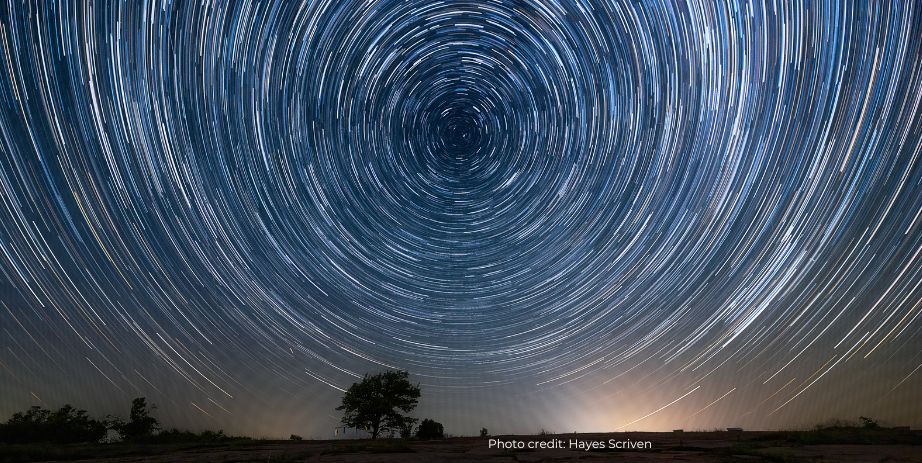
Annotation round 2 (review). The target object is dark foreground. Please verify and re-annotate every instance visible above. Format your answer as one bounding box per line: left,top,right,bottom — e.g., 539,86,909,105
2,429,921,462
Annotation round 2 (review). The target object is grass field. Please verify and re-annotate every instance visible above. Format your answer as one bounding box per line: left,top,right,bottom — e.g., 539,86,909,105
1,428,920,462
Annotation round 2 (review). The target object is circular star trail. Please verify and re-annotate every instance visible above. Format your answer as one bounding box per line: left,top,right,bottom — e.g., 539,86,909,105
1,0,921,435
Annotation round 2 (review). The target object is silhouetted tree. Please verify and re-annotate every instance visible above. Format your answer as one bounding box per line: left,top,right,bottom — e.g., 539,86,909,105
0,405,106,443
336,370,420,439
480,427,489,437
0,399,248,445
0,406,50,443
416,418,444,440
118,397,160,440
47,405,107,443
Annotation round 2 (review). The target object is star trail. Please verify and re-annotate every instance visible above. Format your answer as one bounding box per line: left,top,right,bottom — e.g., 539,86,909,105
1,0,921,437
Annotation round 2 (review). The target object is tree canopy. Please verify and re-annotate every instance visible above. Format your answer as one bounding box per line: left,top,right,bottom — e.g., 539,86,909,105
336,370,420,439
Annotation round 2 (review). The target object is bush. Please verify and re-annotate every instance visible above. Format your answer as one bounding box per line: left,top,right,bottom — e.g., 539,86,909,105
480,427,489,437
416,419,443,440
290,434,303,440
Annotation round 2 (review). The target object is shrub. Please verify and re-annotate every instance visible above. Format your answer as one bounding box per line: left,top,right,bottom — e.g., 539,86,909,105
416,419,444,440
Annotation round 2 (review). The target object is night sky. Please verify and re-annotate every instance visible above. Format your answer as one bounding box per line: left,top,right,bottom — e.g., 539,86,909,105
1,0,921,439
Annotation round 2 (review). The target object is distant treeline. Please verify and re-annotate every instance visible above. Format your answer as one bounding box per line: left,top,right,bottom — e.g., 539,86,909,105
0,397,240,445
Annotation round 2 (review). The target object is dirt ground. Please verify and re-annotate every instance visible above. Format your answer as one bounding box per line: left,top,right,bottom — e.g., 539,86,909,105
8,430,922,462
